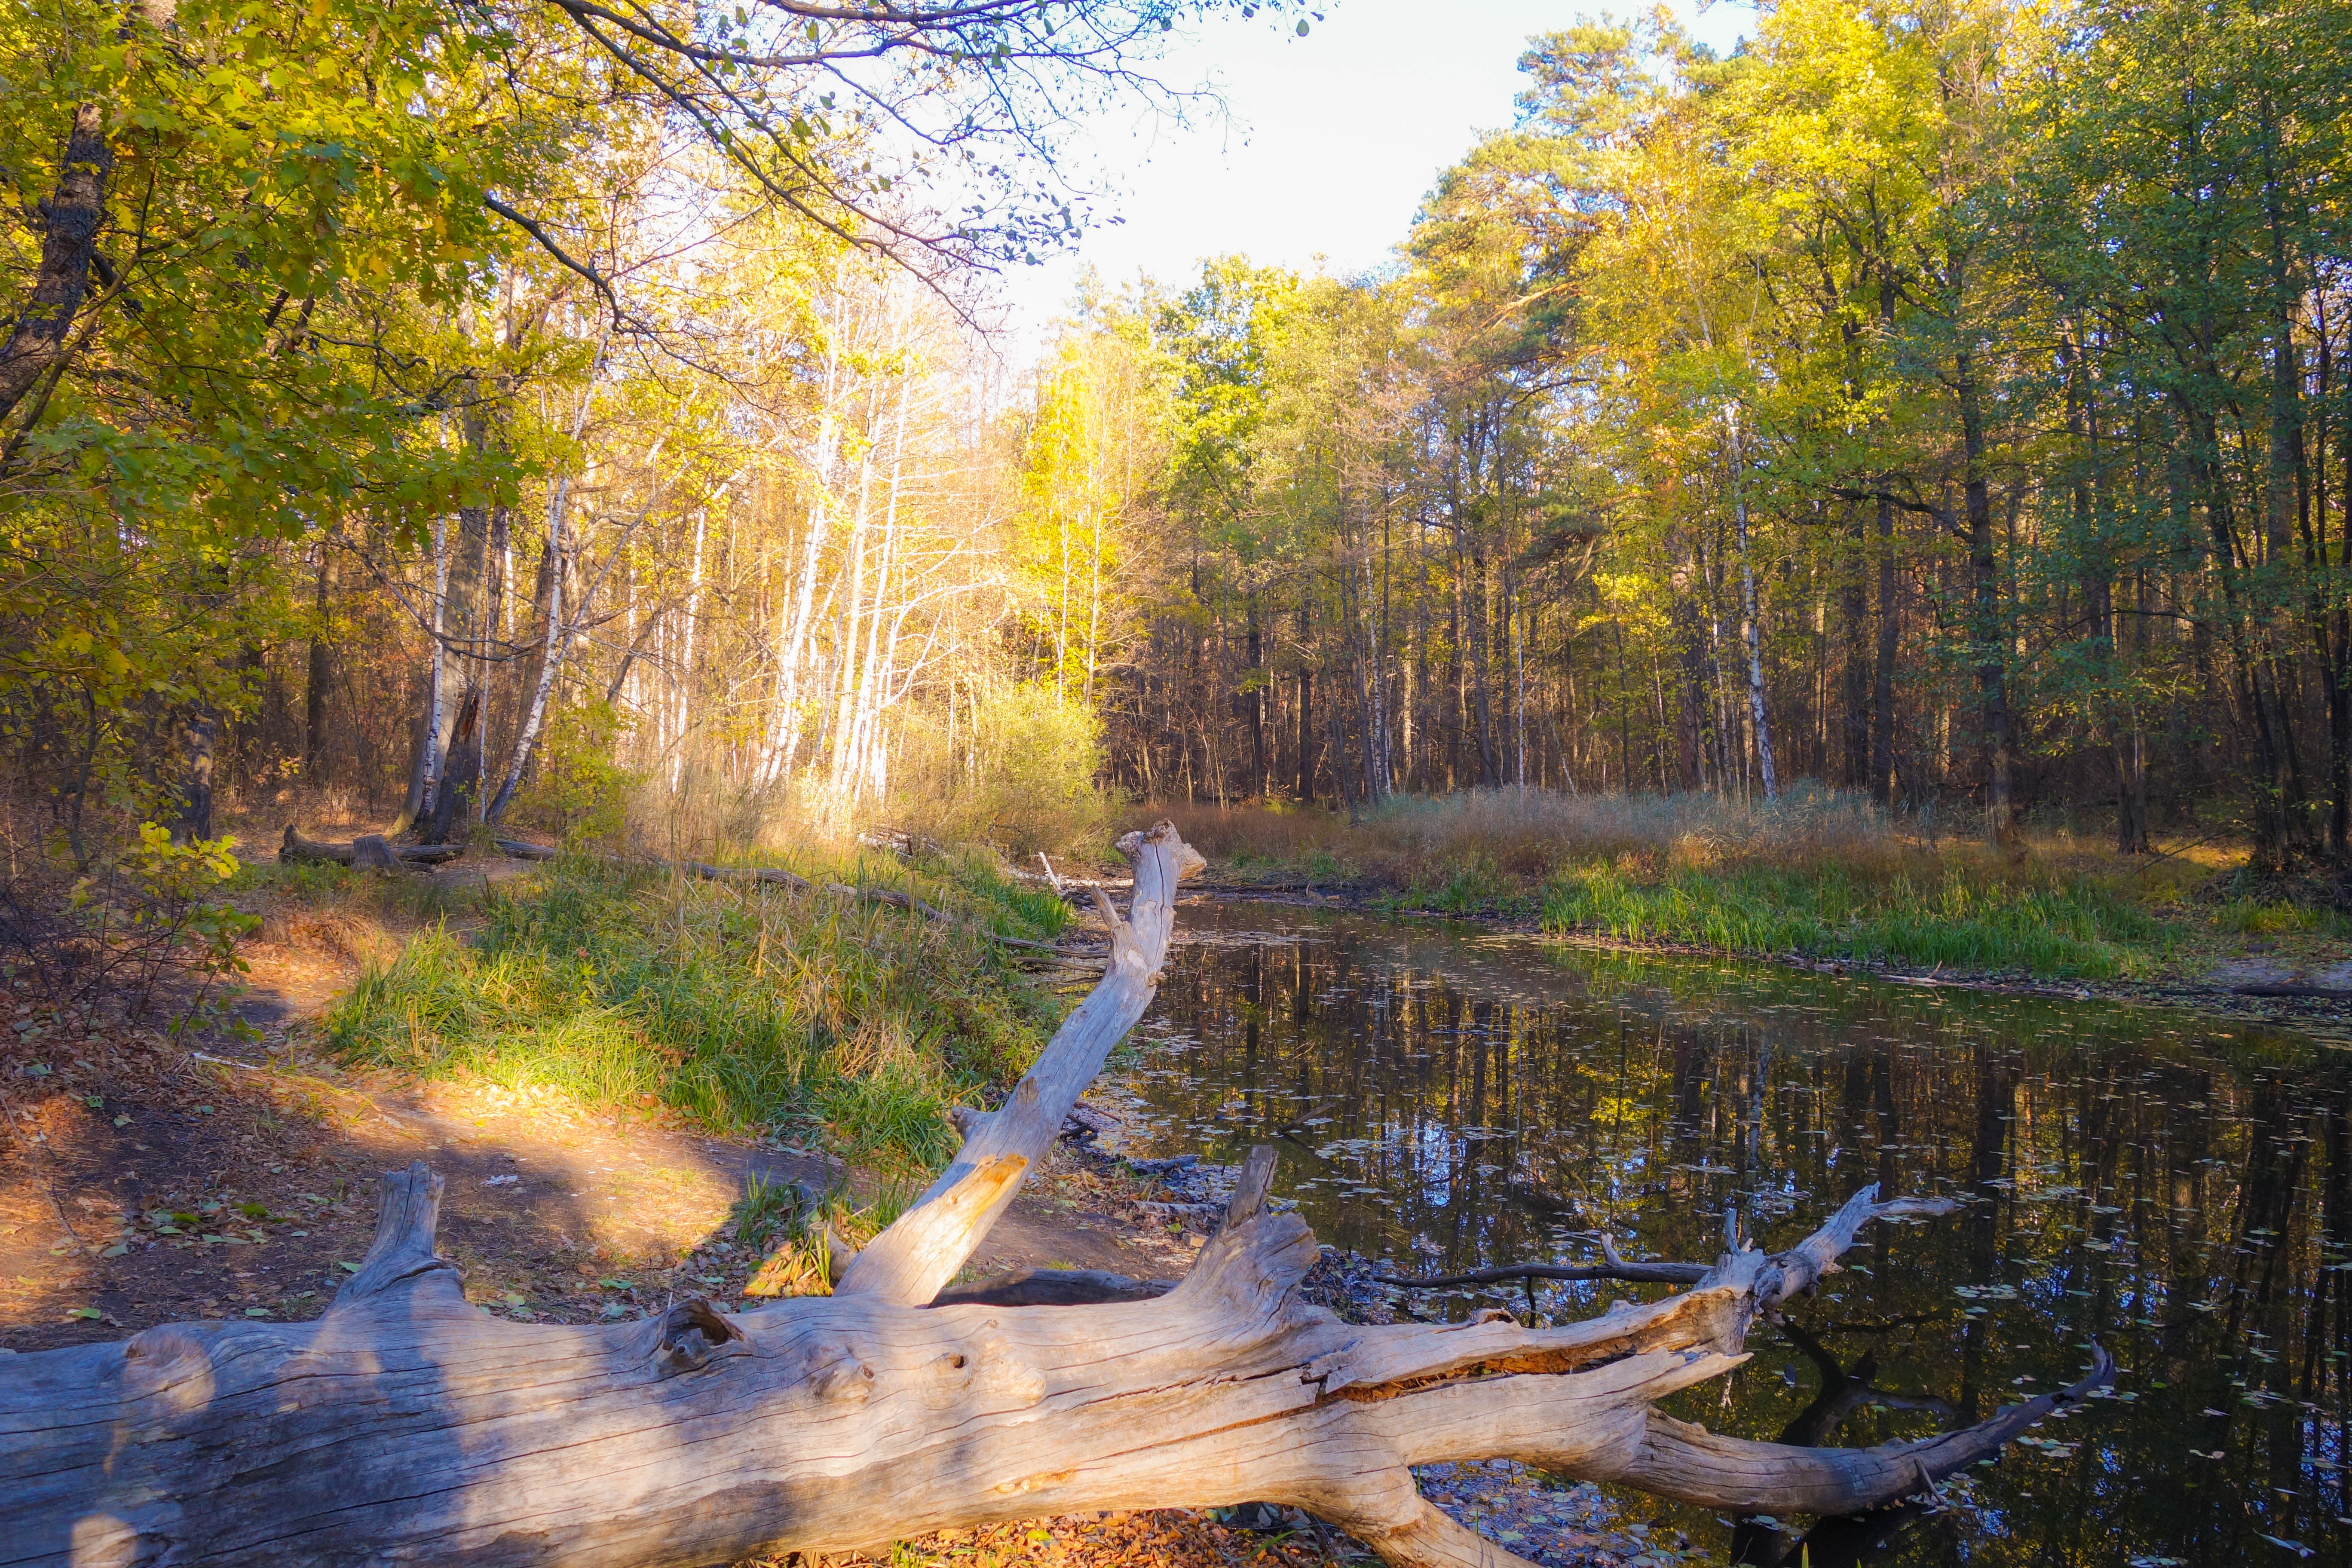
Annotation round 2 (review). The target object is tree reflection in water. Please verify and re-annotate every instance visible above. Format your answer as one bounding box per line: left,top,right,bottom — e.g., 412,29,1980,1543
1109,901,2352,1565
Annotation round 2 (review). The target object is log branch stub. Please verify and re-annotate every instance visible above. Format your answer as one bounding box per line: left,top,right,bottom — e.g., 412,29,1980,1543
1601,1344,2117,1515
1228,1145,1279,1225
334,1160,465,1307
647,1298,748,1376
842,821,1202,1306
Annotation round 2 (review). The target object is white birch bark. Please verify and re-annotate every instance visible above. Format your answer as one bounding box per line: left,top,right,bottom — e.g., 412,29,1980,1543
1726,402,1778,802
766,323,844,786
673,507,707,789
423,511,450,808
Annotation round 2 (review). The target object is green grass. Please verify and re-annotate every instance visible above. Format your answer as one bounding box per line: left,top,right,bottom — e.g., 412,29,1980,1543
1153,789,2254,980
322,850,1069,1170
1539,861,2178,979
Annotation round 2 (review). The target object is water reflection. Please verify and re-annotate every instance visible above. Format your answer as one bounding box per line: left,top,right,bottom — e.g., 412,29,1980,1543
1109,899,2352,1565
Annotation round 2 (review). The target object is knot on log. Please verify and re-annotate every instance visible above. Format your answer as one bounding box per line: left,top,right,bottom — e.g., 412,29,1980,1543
648,1298,745,1376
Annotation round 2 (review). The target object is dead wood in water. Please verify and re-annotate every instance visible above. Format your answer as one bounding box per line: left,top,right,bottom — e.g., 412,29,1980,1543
3,823,2114,1568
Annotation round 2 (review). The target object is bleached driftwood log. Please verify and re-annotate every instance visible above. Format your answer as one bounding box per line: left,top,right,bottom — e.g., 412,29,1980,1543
1,823,2108,1568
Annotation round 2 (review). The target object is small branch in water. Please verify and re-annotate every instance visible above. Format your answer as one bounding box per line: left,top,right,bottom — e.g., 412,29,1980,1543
1376,1235,1709,1291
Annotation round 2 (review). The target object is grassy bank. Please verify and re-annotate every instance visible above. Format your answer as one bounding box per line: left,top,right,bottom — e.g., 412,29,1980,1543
1157,789,2328,981
314,850,1071,1169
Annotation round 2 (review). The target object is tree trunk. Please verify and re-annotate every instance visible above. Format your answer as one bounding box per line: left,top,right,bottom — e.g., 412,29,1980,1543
0,101,112,429
1871,496,1898,808
1839,507,1870,793
304,549,333,786
1727,409,1777,802
486,478,570,827
3,824,2109,1568
170,711,215,845
424,688,484,845
1957,352,2013,847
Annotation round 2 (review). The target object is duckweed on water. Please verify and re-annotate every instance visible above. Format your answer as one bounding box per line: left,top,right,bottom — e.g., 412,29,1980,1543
324,852,1070,1169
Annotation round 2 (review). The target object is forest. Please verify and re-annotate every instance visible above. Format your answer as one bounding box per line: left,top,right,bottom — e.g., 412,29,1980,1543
4,0,2350,1565
7,0,2347,879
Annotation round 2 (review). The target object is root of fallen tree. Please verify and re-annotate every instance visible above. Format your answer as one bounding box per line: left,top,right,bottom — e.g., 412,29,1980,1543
3,824,2111,1568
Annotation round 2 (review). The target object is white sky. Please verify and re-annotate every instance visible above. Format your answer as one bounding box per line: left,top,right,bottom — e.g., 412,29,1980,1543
992,0,1755,345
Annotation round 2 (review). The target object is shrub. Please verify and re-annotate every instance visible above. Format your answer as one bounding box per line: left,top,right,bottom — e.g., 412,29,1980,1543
896,681,1118,861
514,701,642,848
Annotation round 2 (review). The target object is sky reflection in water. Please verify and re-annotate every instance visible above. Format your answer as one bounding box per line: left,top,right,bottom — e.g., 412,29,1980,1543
1104,898,2352,1566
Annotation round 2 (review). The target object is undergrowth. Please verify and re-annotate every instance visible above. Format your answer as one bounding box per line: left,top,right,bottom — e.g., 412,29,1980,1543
322,849,1070,1170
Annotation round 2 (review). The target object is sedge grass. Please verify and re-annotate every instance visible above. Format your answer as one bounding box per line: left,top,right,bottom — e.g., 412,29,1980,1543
1153,787,2236,980
1540,861,2174,978
324,849,1069,1170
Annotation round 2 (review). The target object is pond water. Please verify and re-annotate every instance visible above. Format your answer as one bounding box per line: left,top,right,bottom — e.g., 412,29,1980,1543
1103,897,2352,1567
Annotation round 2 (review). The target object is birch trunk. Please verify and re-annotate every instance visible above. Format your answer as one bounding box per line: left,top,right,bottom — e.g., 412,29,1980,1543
484,472,568,826
764,335,842,786
673,506,707,788
1727,405,1778,803
485,355,603,826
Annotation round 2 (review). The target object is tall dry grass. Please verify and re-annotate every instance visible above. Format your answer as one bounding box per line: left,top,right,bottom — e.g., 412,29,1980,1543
1160,784,1897,886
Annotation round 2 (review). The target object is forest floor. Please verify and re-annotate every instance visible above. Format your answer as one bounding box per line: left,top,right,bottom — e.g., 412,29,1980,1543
0,812,1689,1568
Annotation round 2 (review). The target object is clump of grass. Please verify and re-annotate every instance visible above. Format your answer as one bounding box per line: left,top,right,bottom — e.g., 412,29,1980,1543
728,1169,923,1299
1540,861,2174,978
323,850,1066,1170
229,857,484,925
2212,897,2341,937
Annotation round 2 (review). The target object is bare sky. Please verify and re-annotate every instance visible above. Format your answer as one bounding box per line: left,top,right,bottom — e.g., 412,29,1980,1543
993,0,1755,343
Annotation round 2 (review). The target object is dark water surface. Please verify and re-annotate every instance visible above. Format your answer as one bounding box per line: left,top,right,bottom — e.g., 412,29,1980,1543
1105,897,2352,1566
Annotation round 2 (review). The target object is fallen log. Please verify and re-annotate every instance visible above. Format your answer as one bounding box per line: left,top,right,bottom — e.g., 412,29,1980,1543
280,824,462,867
3,824,2114,1567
